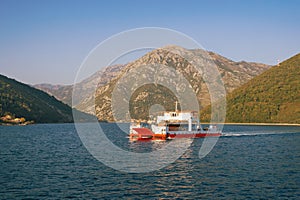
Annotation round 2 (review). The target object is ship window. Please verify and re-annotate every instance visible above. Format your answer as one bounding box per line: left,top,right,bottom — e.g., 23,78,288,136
171,112,177,117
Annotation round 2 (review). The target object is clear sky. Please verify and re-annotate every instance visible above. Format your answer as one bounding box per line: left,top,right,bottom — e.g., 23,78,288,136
0,0,299,85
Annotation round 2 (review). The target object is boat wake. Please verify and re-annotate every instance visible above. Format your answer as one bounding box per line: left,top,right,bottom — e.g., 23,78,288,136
222,131,299,137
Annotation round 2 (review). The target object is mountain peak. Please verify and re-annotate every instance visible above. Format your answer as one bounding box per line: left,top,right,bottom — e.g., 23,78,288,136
91,47,271,121
34,46,272,122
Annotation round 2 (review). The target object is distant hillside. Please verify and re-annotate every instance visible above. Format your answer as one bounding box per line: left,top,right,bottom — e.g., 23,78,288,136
34,83,73,106
89,46,270,121
34,64,124,107
201,53,300,124
0,74,93,124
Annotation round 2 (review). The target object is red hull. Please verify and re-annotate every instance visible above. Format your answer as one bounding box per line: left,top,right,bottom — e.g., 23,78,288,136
129,131,221,141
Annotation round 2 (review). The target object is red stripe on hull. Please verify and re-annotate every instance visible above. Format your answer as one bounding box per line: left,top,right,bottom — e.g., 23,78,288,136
129,131,221,141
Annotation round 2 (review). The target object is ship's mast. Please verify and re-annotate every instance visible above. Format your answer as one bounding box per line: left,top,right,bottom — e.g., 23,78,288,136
175,101,178,112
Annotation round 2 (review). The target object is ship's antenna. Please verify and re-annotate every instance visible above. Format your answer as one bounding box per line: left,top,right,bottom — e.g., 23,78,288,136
175,101,178,112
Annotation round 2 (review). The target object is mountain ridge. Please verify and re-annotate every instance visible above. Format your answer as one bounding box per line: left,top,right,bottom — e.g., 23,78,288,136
201,53,300,123
0,74,94,124
35,48,270,121
34,64,125,107
90,46,270,121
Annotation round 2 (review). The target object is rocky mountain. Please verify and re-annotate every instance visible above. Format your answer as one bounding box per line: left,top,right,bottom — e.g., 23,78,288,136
201,53,300,123
86,46,270,121
207,52,270,92
34,46,270,122
0,74,94,124
34,83,73,106
34,64,124,107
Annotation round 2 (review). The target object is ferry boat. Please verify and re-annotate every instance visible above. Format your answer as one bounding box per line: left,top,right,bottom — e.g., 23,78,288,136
129,102,222,141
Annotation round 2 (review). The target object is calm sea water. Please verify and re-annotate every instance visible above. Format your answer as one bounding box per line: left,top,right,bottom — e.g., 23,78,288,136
0,123,299,199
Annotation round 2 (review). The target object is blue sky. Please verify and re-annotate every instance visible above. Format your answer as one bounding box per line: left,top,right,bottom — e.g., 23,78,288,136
0,0,299,84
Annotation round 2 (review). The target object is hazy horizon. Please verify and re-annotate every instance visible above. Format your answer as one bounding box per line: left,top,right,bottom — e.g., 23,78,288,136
1,0,299,85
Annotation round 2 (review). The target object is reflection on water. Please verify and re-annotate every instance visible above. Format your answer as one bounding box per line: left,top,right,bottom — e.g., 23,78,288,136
0,124,299,199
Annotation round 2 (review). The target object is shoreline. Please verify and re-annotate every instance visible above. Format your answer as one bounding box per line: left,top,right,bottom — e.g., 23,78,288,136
202,122,300,126
1,122,299,127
